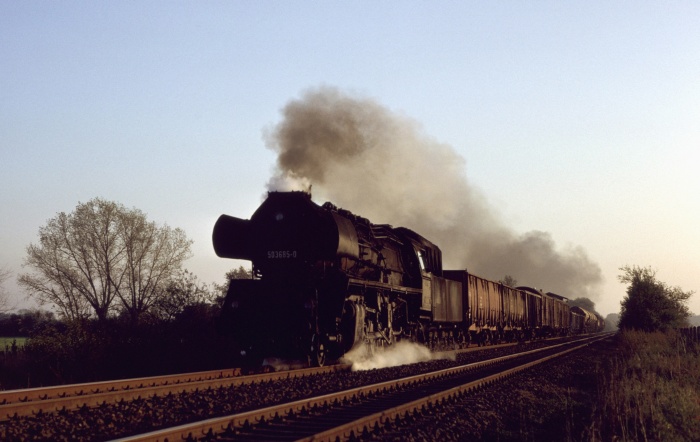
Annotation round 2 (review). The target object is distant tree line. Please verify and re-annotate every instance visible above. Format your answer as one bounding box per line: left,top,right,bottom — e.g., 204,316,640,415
0,310,56,337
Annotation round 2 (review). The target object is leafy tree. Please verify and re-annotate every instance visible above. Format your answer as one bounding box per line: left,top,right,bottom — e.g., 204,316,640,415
229,266,253,280
603,313,619,331
213,265,252,304
19,198,193,323
155,269,214,320
499,275,518,287
618,265,693,332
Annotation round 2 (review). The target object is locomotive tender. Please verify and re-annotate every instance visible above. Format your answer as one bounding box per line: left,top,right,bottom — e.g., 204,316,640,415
213,191,603,366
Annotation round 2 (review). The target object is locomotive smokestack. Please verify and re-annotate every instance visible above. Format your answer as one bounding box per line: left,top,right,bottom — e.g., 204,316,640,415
263,87,603,300
266,170,312,194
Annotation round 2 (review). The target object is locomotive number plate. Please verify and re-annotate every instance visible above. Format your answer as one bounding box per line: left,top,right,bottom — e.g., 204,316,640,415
267,250,298,259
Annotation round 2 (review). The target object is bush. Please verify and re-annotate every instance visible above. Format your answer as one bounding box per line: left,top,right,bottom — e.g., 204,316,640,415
618,266,692,332
0,305,230,389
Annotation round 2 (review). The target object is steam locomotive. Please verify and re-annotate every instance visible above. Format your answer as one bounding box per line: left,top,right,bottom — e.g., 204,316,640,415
213,191,603,366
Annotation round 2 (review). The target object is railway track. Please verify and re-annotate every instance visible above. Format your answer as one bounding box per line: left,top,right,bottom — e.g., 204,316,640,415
0,337,541,421
114,334,611,442
0,364,350,420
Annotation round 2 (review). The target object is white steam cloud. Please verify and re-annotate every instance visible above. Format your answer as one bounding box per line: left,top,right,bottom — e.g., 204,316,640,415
342,341,454,371
265,86,603,299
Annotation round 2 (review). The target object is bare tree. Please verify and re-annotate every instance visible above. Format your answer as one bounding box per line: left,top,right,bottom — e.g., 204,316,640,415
19,198,193,322
114,210,194,322
19,206,113,321
0,266,13,313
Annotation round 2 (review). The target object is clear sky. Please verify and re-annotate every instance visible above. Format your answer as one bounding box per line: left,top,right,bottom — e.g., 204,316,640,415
2,2,699,317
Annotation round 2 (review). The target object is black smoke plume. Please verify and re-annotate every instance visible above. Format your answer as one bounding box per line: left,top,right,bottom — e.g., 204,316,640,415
265,87,602,299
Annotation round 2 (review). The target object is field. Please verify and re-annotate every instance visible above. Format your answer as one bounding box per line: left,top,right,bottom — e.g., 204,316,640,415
0,337,27,352
596,330,700,441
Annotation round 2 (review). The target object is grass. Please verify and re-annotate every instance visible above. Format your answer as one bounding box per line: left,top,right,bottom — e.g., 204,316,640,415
596,329,700,441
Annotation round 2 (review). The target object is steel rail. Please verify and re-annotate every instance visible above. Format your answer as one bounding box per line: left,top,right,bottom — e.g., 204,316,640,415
112,334,611,442
0,368,242,405
0,364,350,421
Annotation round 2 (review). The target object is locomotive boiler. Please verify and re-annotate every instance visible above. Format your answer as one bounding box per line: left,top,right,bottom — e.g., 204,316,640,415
213,191,603,366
